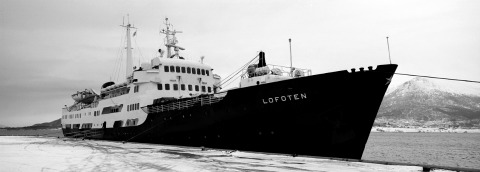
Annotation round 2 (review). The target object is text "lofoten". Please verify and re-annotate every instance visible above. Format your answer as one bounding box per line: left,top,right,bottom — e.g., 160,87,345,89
262,93,307,104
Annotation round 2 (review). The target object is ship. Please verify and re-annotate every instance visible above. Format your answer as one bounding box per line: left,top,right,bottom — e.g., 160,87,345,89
61,18,397,159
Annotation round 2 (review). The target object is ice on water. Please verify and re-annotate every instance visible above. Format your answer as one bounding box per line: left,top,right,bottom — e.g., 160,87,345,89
0,136,443,172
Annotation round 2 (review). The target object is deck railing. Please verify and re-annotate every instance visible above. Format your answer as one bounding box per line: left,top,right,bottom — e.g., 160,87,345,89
144,93,226,114
241,64,312,79
64,129,103,138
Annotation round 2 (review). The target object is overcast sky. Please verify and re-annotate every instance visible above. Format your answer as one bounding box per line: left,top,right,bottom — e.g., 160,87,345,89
1,0,479,127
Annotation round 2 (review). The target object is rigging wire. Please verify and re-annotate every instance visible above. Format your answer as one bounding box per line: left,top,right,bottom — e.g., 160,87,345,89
112,32,126,82
394,73,480,84
115,48,125,82
133,29,146,67
219,54,259,87
110,32,124,81
222,75,241,89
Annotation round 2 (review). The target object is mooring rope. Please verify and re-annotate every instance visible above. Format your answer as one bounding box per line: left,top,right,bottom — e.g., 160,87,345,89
394,73,480,84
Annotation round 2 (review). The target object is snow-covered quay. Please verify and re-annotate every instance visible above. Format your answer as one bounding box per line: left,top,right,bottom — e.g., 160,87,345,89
0,136,446,172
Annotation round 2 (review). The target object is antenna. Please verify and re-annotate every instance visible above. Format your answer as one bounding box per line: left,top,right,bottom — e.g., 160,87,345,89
386,36,392,64
289,38,293,73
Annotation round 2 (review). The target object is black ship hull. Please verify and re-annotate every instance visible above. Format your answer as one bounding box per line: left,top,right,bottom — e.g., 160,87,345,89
63,64,397,159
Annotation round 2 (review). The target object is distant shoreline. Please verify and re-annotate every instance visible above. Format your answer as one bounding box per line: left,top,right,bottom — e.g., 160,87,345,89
371,127,480,133
0,128,63,137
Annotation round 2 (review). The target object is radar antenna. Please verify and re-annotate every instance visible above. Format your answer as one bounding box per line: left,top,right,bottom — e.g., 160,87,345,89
160,18,185,59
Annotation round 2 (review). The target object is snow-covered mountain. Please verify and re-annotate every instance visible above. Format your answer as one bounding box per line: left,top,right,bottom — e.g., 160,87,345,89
377,77,480,126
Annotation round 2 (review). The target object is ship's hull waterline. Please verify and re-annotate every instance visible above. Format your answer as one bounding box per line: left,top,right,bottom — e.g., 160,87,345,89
63,64,397,159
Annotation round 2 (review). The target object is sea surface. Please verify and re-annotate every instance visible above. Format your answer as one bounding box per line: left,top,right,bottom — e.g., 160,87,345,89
362,132,480,170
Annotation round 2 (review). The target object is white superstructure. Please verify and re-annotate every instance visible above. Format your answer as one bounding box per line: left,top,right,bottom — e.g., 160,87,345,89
61,18,220,130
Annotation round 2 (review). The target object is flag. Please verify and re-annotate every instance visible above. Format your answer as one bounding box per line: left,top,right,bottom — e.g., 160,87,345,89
133,31,137,37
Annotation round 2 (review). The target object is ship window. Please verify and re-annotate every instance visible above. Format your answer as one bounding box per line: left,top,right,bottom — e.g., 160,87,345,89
201,69,205,75
173,84,178,90
181,84,185,90
188,85,192,91
195,85,199,91
192,68,196,74
102,104,123,114
170,66,175,72
206,70,209,76
164,66,169,72
202,86,206,92
181,67,186,73
187,67,191,74
137,103,139,110
197,69,201,75
134,85,139,93
157,84,163,90
176,66,180,73
208,87,211,93
165,84,170,90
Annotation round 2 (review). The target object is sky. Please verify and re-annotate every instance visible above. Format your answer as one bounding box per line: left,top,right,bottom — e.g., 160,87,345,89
1,0,479,127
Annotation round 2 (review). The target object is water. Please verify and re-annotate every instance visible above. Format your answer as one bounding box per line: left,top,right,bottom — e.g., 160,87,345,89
363,132,480,169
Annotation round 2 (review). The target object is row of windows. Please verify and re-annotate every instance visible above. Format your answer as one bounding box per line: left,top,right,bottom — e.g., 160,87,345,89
157,84,212,93
64,118,138,129
164,65,210,76
63,110,101,120
64,105,125,120
65,113,82,119
127,103,140,111
81,123,92,129
64,123,97,129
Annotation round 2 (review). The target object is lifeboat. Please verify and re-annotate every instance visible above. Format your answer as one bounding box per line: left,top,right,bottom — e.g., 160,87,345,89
71,89,98,103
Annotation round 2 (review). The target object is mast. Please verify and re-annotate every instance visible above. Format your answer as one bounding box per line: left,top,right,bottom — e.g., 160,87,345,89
121,17,135,80
289,38,293,72
386,36,392,64
160,18,184,59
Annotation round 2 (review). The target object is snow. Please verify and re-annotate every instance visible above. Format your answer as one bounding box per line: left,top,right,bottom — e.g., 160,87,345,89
0,136,448,172
390,77,480,96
